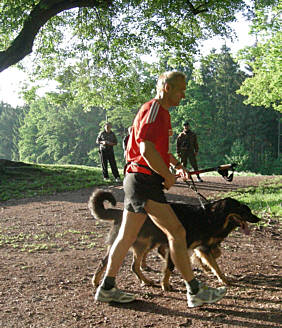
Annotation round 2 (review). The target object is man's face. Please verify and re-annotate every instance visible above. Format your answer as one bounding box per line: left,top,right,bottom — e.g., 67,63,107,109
184,124,190,131
166,77,186,107
105,124,112,132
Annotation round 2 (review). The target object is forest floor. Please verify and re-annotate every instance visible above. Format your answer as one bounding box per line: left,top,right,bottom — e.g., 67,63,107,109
0,175,281,328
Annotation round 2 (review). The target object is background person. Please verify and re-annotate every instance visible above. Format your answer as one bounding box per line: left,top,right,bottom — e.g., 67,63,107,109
96,122,121,182
176,121,203,182
95,71,226,308
122,126,132,159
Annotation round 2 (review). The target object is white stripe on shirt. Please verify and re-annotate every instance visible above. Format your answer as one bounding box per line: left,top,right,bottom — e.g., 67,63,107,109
146,101,160,124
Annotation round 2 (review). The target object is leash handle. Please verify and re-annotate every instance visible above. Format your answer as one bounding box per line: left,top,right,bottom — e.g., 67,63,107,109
218,164,234,170
183,163,237,208
187,163,237,182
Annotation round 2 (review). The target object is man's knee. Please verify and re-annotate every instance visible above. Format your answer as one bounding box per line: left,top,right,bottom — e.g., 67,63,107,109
116,229,137,247
167,223,186,243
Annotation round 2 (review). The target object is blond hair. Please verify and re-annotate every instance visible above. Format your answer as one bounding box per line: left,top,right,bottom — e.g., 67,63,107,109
156,71,186,94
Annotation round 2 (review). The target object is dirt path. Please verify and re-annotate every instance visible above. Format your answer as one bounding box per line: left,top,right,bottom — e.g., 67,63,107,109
0,175,281,328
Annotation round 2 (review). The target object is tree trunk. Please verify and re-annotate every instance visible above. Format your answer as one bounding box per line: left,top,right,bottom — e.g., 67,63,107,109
0,0,112,72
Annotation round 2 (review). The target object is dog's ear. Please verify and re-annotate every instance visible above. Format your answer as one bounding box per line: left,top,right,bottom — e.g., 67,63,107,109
210,198,234,212
224,198,260,223
224,197,240,206
224,198,260,224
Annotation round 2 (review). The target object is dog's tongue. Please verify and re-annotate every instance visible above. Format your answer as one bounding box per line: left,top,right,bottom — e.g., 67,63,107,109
241,222,250,235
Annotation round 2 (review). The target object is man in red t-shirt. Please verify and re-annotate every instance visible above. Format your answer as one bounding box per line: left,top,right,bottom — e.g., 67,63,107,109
95,71,226,308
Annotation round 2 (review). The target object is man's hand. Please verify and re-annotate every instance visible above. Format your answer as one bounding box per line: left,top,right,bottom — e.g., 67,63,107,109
163,171,176,190
101,141,114,146
175,167,189,181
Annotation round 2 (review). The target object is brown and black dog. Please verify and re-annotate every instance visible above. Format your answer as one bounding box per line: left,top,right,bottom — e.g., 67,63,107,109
89,189,260,291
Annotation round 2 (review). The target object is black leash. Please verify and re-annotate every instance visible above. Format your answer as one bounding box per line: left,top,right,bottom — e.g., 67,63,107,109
184,177,209,209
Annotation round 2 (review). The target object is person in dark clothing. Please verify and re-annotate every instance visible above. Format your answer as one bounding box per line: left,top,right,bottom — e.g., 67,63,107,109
96,123,120,181
122,126,132,159
176,121,203,182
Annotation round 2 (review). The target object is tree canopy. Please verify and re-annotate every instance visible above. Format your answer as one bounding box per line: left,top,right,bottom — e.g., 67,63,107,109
1,0,280,117
237,1,281,112
2,46,276,173
0,0,256,74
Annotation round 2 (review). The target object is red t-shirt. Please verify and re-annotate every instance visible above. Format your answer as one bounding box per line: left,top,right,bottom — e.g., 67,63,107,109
126,99,171,175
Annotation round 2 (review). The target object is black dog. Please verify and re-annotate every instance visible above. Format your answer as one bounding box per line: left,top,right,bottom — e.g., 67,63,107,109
89,189,260,290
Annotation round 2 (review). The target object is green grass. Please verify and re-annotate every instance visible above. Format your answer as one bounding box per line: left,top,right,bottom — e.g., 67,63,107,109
0,228,100,253
1,162,281,226
217,176,282,223
0,162,122,201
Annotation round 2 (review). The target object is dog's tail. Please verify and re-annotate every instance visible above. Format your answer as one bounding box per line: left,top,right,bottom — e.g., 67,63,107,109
88,189,122,222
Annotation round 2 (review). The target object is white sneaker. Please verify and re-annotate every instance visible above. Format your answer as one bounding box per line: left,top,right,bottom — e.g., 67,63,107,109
95,286,136,303
187,284,226,308
115,178,120,182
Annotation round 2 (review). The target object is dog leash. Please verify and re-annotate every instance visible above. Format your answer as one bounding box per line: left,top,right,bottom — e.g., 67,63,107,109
184,176,210,209
183,163,237,209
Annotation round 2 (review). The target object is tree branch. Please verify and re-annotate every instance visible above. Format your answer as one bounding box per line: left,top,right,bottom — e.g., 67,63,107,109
0,0,112,72
186,0,210,14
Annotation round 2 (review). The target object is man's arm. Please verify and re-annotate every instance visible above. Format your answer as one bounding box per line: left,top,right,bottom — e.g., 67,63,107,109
97,132,108,146
176,134,182,154
96,132,102,145
194,133,199,154
169,153,181,167
169,153,189,180
140,140,175,190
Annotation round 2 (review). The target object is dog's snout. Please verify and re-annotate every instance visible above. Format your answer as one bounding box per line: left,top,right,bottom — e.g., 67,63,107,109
248,214,260,223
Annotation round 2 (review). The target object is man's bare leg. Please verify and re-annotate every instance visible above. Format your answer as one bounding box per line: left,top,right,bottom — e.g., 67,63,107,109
144,199,226,307
95,209,147,303
105,210,147,278
144,199,195,282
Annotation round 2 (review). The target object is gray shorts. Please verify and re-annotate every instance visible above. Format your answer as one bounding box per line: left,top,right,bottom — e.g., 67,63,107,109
123,173,167,213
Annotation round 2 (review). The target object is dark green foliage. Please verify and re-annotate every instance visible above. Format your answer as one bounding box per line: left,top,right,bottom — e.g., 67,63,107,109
18,97,105,166
0,102,27,160
170,46,279,172
0,48,279,175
